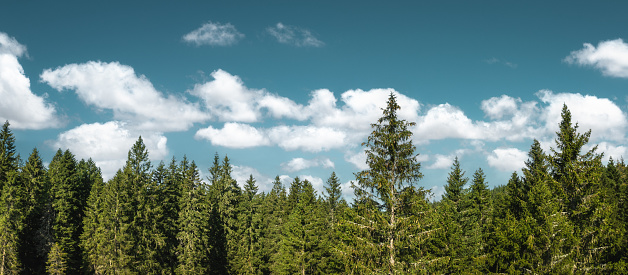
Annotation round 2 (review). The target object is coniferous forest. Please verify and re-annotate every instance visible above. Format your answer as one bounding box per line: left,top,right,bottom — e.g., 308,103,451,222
2,93,628,274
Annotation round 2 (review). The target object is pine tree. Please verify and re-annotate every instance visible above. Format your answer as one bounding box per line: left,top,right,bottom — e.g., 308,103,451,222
339,93,430,273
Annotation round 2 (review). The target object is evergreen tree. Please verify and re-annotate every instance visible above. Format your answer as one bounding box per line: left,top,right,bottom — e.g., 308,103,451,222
339,93,430,273
436,157,469,273
19,149,50,274
321,172,346,273
549,105,606,271
47,149,84,274
261,176,287,274
274,179,324,274
232,174,263,274
207,154,242,274
463,168,490,272
176,159,212,274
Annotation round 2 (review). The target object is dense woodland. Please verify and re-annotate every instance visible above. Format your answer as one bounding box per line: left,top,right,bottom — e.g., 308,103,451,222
2,93,628,274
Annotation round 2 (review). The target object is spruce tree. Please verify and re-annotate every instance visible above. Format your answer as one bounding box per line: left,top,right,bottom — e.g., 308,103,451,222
176,159,211,274
19,149,50,274
47,149,84,274
232,174,263,274
207,154,241,274
438,157,468,273
339,93,430,273
549,105,606,271
261,176,287,274
274,179,323,274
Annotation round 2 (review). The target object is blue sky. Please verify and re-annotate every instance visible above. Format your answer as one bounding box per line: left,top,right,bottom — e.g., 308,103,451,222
2,1,628,199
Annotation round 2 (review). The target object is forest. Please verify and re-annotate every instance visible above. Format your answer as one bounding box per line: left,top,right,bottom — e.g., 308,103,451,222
1,93,628,274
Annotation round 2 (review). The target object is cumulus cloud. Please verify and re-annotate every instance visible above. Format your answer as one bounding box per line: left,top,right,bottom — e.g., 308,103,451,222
196,123,345,152
51,121,168,180
183,22,244,46
595,142,627,162
190,69,306,122
537,90,627,142
487,148,527,172
0,32,59,129
41,61,209,131
415,103,481,141
195,122,270,148
266,23,324,47
345,149,368,170
268,125,346,152
280,157,335,172
565,39,628,78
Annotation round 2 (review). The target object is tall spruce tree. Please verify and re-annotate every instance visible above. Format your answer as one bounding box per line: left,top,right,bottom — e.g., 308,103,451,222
0,122,23,274
340,93,430,273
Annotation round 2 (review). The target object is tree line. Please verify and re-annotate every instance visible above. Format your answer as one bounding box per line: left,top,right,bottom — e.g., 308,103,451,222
1,93,628,274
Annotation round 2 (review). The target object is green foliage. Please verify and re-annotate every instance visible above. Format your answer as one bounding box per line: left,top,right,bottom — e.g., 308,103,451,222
2,102,628,274
340,93,432,274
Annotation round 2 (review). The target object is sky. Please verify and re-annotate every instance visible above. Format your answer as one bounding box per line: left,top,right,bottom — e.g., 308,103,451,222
1,0,628,200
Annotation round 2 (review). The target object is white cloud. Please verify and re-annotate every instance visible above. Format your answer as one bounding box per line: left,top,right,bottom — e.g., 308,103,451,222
565,39,628,78
41,61,209,131
537,90,627,142
190,69,306,122
487,148,527,172
345,149,368,170
51,121,168,180
427,154,456,170
183,22,244,46
481,95,521,120
0,32,27,56
268,125,346,152
196,123,345,152
415,103,481,141
266,23,324,47
0,32,59,129
280,157,335,172
195,122,270,148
